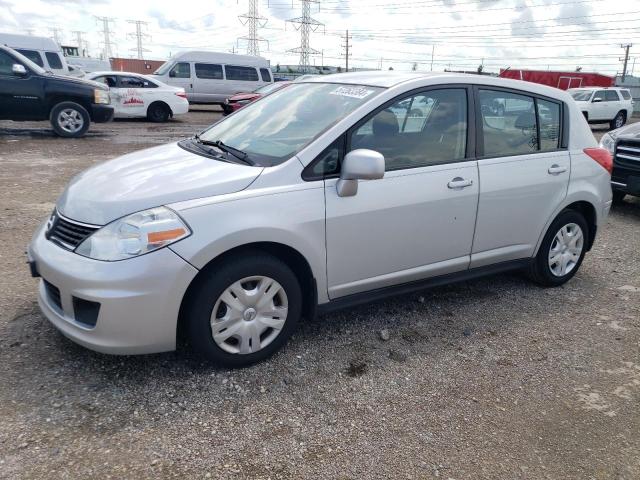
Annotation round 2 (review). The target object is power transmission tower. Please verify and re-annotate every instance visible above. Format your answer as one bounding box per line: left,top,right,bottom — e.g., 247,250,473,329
127,20,151,60
341,29,352,72
620,43,633,80
95,16,116,60
238,0,268,56
72,31,88,56
286,0,323,73
49,27,63,45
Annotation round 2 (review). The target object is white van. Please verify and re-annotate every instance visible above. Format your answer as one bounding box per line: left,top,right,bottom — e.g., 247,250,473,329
0,32,69,76
151,50,273,104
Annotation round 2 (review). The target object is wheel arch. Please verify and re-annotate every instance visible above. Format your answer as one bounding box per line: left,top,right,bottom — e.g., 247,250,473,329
176,241,317,345
47,97,91,117
147,100,173,117
535,199,598,256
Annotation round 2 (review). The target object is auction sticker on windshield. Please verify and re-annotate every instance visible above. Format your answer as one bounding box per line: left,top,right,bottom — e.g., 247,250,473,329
330,86,375,99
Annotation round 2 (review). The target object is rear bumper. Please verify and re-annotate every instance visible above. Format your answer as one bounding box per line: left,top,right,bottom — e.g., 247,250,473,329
91,104,114,123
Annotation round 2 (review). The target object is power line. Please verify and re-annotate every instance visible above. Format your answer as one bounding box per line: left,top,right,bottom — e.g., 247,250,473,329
95,16,116,60
286,0,324,72
238,0,268,56
127,20,151,60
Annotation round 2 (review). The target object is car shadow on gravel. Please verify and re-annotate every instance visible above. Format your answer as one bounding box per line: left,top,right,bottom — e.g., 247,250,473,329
0,127,110,138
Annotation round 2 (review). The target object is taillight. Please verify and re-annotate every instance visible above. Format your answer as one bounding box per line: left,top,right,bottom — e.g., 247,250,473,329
175,92,187,99
583,147,613,174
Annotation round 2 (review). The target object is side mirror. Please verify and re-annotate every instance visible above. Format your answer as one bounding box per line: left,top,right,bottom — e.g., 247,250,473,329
12,64,27,76
336,149,385,197
592,98,602,103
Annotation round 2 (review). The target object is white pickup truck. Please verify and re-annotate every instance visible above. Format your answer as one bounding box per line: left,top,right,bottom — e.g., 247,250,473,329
569,87,634,130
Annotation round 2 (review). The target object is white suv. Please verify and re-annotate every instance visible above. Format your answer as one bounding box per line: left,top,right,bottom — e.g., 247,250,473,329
28,73,613,367
569,87,634,130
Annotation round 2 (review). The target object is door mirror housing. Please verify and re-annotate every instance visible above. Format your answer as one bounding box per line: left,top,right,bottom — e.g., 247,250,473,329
336,149,385,197
12,64,27,76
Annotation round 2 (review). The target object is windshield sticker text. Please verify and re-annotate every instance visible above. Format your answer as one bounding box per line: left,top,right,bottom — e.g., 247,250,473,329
330,86,375,99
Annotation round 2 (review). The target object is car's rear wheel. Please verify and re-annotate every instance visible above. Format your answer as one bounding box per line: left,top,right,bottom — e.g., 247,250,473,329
610,111,626,130
50,101,90,138
184,252,302,367
147,102,170,122
527,210,588,287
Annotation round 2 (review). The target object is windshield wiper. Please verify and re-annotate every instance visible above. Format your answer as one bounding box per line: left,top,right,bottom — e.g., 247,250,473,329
194,135,253,165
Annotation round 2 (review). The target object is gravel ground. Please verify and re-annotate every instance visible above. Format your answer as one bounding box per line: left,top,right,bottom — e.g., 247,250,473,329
0,110,639,479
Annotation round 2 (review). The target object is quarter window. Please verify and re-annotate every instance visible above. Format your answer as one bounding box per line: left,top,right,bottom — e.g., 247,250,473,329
195,63,223,80
16,49,43,67
260,67,272,82
44,52,63,69
351,89,467,171
605,90,619,101
478,89,537,157
170,62,190,78
620,90,631,100
537,99,561,151
225,65,259,81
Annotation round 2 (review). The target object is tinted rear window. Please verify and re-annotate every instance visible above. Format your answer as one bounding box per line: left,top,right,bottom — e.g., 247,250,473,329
620,90,632,100
225,65,259,81
16,49,43,67
45,52,63,69
195,63,223,80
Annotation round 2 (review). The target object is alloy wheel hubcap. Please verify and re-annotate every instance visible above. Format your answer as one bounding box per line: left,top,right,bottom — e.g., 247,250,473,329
548,223,584,277
210,276,288,355
57,109,84,133
616,116,623,127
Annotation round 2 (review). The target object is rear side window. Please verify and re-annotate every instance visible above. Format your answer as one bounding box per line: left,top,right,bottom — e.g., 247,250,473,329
351,88,467,171
605,90,620,101
620,90,632,100
479,89,537,157
16,49,43,67
195,63,223,80
260,67,272,82
45,52,63,69
119,76,145,88
170,62,191,78
537,99,561,151
225,65,259,81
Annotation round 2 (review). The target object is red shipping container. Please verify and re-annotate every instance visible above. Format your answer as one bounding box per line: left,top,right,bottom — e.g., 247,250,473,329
110,58,165,75
499,69,614,90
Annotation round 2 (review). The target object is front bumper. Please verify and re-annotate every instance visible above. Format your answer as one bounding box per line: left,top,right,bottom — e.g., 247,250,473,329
90,104,115,123
28,222,198,355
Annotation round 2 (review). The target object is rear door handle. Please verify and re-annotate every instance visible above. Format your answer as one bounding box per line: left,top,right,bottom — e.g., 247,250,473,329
548,164,567,175
447,177,473,189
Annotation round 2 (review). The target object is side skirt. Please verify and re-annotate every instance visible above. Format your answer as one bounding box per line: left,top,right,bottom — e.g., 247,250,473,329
316,258,533,315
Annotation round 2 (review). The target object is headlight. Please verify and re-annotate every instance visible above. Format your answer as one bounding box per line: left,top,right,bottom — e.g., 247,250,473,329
94,88,110,104
599,132,616,154
75,207,190,261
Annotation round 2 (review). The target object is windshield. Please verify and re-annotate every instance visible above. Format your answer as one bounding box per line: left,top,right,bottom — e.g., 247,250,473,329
254,82,286,95
153,61,173,76
199,83,383,166
570,90,593,101
6,48,48,75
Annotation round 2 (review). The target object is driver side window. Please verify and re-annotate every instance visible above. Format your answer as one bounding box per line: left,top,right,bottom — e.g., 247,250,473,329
0,51,19,76
170,62,191,78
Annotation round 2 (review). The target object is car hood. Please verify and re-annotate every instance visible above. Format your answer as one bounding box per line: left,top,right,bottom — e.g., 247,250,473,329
611,121,640,140
57,142,263,225
230,93,260,101
48,73,105,89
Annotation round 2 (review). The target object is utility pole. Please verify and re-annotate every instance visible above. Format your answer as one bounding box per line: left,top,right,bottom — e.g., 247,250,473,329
49,27,63,45
95,16,116,60
341,29,352,72
287,0,323,73
127,20,151,60
620,43,633,81
238,0,268,56
430,45,435,72
72,31,87,56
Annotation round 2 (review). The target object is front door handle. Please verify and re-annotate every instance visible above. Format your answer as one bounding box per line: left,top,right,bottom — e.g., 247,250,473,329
447,177,473,189
548,164,567,175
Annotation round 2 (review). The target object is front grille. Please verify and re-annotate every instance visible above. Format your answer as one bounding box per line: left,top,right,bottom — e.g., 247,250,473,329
614,141,640,172
45,210,99,250
43,279,62,311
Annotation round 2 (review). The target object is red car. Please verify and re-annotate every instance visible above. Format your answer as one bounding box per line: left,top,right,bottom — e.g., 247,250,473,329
222,81,291,115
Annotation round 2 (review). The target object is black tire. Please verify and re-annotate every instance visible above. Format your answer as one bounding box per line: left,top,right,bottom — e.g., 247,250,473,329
147,102,170,122
610,111,626,130
50,101,90,138
527,210,589,287
612,190,626,204
184,252,302,367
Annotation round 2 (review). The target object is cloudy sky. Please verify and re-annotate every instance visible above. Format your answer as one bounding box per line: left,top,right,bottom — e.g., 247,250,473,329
1,0,638,74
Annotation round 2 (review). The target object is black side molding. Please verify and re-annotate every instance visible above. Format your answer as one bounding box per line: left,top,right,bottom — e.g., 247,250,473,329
317,258,532,315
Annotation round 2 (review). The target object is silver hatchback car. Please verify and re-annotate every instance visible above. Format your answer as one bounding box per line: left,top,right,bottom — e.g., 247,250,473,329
29,72,613,367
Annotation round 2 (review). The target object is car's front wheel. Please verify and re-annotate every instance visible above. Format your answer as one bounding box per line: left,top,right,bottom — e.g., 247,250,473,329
50,101,90,138
528,210,588,287
184,252,302,367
